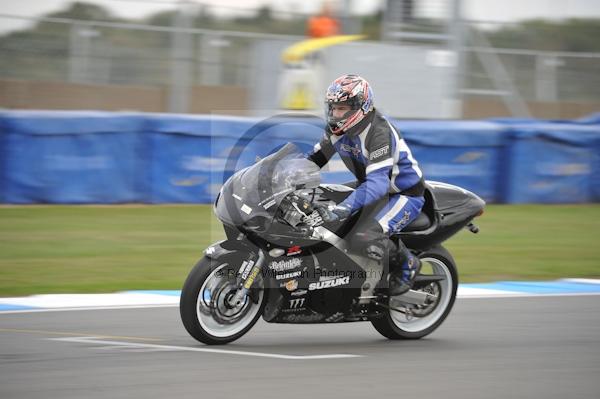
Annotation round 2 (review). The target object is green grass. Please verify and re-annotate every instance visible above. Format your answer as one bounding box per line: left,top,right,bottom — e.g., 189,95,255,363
0,204,599,296
446,204,600,283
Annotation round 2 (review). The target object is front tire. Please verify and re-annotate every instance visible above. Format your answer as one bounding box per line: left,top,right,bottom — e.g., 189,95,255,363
371,245,458,340
180,254,267,345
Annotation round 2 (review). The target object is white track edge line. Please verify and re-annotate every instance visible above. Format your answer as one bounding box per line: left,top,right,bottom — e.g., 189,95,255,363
49,336,362,360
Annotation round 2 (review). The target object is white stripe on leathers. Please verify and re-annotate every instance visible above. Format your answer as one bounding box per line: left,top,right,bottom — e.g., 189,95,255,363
366,158,394,174
385,120,423,194
377,195,408,234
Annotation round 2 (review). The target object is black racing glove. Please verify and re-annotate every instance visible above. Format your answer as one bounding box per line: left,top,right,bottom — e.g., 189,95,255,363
316,203,352,223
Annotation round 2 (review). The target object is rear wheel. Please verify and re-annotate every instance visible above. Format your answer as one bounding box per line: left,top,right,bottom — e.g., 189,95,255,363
371,245,458,339
180,254,267,345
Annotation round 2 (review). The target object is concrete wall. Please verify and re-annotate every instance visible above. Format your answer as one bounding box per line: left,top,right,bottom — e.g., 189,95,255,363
463,97,600,120
0,79,248,115
1,79,596,120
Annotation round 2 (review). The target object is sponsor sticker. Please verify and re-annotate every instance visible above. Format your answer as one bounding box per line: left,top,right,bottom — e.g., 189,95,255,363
275,271,302,280
285,280,299,291
241,204,252,215
287,246,302,256
239,260,254,280
369,145,390,160
340,143,361,157
269,258,303,272
392,210,412,233
308,276,351,291
288,298,305,309
243,267,260,289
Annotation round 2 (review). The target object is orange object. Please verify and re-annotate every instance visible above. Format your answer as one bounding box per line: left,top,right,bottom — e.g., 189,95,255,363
307,15,340,38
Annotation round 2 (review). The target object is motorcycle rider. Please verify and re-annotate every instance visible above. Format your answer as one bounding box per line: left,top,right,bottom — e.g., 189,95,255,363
308,74,425,295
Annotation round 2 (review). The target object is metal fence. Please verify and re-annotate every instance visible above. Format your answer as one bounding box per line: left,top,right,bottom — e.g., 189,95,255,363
1,10,599,118
0,13,297,87
461,31,600,117
376,1,600,118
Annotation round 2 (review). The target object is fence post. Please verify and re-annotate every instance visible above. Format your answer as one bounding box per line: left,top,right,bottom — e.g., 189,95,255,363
168,4,193,113
535,54,559,102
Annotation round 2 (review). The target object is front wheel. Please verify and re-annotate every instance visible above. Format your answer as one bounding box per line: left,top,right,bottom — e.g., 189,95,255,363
371,245,458,340
180,254,267,345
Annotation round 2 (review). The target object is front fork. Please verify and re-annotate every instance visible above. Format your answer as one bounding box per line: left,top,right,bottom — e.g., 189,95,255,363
228,249,266,308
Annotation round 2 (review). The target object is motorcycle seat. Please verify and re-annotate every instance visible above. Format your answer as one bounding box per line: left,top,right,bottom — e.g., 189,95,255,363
402,211,432,232
396,185,436,233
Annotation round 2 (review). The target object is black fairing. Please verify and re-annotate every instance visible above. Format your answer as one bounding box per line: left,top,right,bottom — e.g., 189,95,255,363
397,182,485,250
262,244,365,324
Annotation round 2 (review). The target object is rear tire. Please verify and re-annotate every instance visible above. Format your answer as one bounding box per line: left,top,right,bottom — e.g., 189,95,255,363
180,254,267,345
371,245,458,340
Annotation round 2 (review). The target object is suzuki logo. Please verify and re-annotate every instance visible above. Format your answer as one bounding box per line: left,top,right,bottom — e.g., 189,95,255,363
308,276,351,291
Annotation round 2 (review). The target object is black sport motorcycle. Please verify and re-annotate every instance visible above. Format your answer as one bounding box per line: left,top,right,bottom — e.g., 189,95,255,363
180,143,485,345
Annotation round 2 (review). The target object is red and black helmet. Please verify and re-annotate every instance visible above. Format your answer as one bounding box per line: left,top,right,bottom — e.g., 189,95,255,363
325,74,374,135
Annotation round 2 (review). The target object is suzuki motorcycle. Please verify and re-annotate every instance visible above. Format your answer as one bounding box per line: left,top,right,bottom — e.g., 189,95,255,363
180,143,485,345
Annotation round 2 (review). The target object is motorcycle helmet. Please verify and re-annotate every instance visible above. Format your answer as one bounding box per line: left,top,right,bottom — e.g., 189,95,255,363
325,74,374,135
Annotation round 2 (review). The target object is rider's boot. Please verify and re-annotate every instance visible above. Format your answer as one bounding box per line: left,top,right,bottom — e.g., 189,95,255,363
353,222,421,296
388,240,421,296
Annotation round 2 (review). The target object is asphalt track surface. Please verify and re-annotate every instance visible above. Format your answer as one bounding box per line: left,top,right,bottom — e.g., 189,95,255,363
1,296,599,399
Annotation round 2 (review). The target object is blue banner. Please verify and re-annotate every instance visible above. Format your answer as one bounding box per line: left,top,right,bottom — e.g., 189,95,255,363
394,120,507,202
504,123,600,203
0,111,598,204
1,111,144,204
0,115,6,203
143,114,352,203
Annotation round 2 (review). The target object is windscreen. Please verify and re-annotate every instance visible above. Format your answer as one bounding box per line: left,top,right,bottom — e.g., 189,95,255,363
214,143,321,229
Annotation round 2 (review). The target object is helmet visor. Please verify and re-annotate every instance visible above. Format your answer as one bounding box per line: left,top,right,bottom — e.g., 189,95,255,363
326,98,361,114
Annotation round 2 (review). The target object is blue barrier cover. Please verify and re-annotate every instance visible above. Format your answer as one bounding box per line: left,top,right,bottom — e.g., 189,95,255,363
487,117,540,124
144,114,330,203
1,112,145,203
1,110,144,135
0,113,7,203
504,123,600,203
147,113,256,138
146,113,322,140
395,120,506,146
392,120,507,202
1,111,599,204
575,112,600,125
